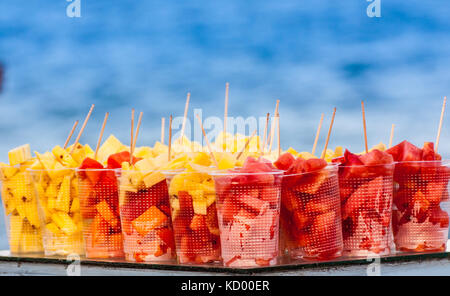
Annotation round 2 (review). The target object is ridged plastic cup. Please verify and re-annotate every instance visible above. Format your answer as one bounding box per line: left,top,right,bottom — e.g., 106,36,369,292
29,168,85,257
118,170,175,262
280,165,343,261
0,167,43,255
77,168,124,259
212,170,283,267
338,163,395,257
164,170,221,264
392,160,450,253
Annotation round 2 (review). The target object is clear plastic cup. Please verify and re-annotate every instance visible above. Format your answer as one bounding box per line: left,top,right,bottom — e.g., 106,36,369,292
164,170,221,264
338,163,395,257
280,165,343,261
212,170,283,267
77,168,124,259
0,167,43,255
29,168,85,256
118,170,175,262
392,160,450,253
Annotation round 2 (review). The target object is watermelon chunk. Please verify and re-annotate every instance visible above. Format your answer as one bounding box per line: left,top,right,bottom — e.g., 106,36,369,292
274,152,295,170
79,157,104,184
107,151,142,169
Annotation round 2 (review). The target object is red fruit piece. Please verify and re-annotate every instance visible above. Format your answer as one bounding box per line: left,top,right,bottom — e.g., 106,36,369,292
385,140,422,162
79,157,104,184
274,152,295,170
304,158,328,172
286,158,306,175
429,207,449,228
190,214,208,232
107,151,142,169
241,194,269,215
360,149,393,166
221,197,240,224
205,203,220,236
342,176,383,220
422,142,441,161
292,211,310,230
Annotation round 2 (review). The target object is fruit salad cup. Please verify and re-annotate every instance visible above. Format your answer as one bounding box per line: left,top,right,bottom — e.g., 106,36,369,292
280,165,343,261
29,168,85,256
0,166,43,255
392,160,450,252
338,162,395,257
77,168,124,259
118,169,175,262
212,167,283,267
165,170,221,264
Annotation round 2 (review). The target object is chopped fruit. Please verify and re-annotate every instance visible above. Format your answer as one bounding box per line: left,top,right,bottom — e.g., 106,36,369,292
132,206,168,237
8,144,32,166
95,200,119,228
274,152,295,170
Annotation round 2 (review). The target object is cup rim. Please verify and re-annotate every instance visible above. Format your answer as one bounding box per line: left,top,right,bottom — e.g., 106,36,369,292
76,168,121,172
336,162,395,168
27,168,76,172
394,160,447,164
209,169,285,176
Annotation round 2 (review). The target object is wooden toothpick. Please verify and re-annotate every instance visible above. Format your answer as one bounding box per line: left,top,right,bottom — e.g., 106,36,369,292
435,96,447,152
388,124,395,148
70,104,95,154
223,82,229,151
168,115,173,161
179,92,190,143
130,109,135,164
277,106,281,158
262,112,270,155
361,101,369,154
321,107,336,159
312,113,324,156
236,129,257,160
196,114,219,168
131,112,143,159
94,113,109,160
63,120,79,149
161,117,165,144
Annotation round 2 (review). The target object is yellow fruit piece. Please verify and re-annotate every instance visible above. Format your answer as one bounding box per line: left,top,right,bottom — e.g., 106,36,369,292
286,147,299,157
134,146,153,159
51,212,78,236
96,200,118,228
334,146,343,158
218,153,235,170
52,145,78,167
97,135,124,163
23,198,40,228
152,141,168,156
55,176,71,213
70,197,80,213
21,221,43,253
8,215,23,253
168,173,185,196
134,158,157,172
46,222,61,235
193,199,207,215
143,172,166,188
205,194,216,207
84,144,95,157
0,163,18,181
298,151,316,160
8,144,32,166
193,152,211,166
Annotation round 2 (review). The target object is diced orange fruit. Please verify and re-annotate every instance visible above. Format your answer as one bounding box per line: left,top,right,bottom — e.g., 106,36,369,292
132,206,168,237
95,200,119,228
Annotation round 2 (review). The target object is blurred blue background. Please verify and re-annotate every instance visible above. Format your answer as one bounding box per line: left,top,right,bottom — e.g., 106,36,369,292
0,0,449,248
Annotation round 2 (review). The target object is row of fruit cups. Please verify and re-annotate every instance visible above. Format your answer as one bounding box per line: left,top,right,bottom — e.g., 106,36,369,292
1,158,449,267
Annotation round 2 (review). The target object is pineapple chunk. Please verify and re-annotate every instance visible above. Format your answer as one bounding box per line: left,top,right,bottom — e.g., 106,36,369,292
97,135,123,163
286,147,299,157
134,158,157,172
52,145,78,167
70,197,80,213
142,172,165,188
46,222,61,235
193,199,207,215
8,144,32,166
134,146,153,159
51,212,77,235
193,152,211,166
0,163,18,181
8,215,23,253
55,176,71,213
218,153,235,170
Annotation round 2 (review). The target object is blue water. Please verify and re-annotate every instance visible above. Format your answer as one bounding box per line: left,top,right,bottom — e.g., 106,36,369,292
0,0,449,248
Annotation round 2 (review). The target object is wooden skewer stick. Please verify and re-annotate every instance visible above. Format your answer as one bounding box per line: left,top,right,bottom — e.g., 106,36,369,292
196,114,219,168
161,117,165,144
236,130,257,160
70,104,95,154
268,100,280,153
130,109,135,164
132,112,143,158
277,107,281,158
361,101,369,154
435,96,447,152
63,120,79,149
321,107,337,159
223,82,229,151
94,113,109,160
312,113,324,156
262,113,270,155
388,124,395,148
179,92,190,143
168,115,173,161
